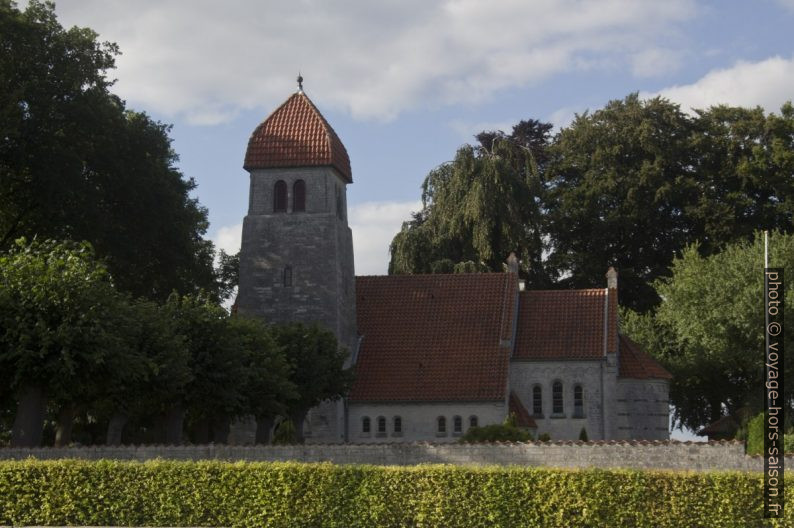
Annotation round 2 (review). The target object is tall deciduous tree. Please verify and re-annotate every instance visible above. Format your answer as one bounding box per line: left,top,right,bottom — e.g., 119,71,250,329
390,120,552,286
622,232,794,432
0,0,216,301
270,323,353,443
229,316,297,444
546,94,794,312
545,94,697,312
0,238,122,447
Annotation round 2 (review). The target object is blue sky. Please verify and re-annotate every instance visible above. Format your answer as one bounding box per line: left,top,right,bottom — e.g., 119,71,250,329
36,1,794,438
38,0,794,275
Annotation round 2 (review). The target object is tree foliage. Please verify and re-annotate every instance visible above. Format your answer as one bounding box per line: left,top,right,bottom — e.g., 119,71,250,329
391,94,794,312
270,323,353,442
622,231,794,432
0,0,216,300
390,120,552,287
0,238,123,446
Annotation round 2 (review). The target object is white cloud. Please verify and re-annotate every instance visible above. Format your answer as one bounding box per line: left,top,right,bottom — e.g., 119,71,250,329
546,106,581,131
645,56,794,113
42,0,697,123
349,200,422,275
212,223,243,255
448,119,517,142
630,48,682,78
775,0,794,11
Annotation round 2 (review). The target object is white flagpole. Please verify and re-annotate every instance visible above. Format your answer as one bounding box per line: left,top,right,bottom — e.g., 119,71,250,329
764,231,769,268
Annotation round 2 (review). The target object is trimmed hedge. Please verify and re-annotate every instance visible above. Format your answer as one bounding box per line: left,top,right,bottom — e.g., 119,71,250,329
0,459,790,527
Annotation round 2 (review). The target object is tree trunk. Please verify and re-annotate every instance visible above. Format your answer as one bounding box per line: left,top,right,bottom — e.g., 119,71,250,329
106,412,128,446
11,385,46,448
54,404,76,447
164,404,184,445
290,409,308,444
255,415,275,445
193,418,210,444
212,416,230,444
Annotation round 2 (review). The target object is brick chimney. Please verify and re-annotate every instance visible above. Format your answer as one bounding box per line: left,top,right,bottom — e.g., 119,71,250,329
506,252,519,275
606,266,618,289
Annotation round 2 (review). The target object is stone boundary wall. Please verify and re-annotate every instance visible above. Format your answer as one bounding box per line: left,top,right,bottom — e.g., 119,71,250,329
1,441,790,472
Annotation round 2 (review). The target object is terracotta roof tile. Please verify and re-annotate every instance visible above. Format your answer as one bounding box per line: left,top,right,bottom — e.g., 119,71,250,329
244,92,352,182
350,273,517,402
508,391,537,428
514,289,609,360
618,335,672,380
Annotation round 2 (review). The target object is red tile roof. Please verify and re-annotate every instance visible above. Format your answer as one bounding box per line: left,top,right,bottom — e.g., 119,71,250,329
350,273,517,402
514,289,611,360
508,391,537,428
244,92,352,182
618,335,672,380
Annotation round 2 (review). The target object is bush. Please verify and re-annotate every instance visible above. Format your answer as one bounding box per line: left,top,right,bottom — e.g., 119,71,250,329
272,419,296,445
0,459,791,527
579,428,588,442
538,433,551,442
746,412,793,455
460,423,531,443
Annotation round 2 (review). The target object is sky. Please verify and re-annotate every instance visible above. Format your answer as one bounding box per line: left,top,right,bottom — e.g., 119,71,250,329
30,0,794,439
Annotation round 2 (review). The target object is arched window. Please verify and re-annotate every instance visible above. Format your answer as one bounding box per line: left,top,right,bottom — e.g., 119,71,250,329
574,385,585,418
273,180,287,212
453,415,462,434
361,416,370,434
283,266,293,287
437,416,446,435
552,381,564,415
293,179,306,212
532,385,543,417
469,416,478,428
393,416,402,435
376,416,387,436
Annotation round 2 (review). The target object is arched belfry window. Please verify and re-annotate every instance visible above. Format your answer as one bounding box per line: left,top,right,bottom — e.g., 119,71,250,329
293,180,306,212
273,180,287,212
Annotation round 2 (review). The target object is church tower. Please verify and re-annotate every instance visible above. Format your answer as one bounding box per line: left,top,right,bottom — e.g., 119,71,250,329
237,80,357,442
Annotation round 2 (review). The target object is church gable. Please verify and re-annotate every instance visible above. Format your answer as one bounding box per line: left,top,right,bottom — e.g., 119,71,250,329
351,273,518,403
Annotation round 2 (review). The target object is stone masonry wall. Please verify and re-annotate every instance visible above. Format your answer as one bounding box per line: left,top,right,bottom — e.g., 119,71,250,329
1,442,788,472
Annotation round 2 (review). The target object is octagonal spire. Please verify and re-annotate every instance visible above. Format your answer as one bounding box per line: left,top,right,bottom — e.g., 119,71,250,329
244,91,352,182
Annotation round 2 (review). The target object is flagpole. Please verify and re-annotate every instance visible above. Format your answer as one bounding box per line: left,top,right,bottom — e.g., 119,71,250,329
764,231,768,268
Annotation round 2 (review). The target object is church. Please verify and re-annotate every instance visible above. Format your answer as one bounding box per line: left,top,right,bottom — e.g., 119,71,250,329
235,83,671,443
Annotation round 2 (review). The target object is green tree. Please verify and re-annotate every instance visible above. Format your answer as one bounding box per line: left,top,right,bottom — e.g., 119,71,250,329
270,323,353,443
228,316,296,444
97,299,192,445
390,120,552,286
622,232,794,432
545,94,697,311
164,294,248,444
546,94,794,312
0,1,216,301
0,238,123,447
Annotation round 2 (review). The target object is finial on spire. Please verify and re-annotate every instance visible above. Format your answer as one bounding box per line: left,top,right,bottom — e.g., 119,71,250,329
297,73,304,93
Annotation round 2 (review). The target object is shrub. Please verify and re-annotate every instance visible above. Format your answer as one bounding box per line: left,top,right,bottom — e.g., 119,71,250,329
272,418,296,445
460,423,531,443
0,459,791,527
579,428,588,442
538,433,551,442
746,412,793,455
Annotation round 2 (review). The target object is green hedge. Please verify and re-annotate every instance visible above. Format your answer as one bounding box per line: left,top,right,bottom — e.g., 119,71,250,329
0,459,790,527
